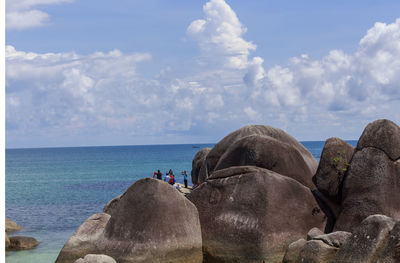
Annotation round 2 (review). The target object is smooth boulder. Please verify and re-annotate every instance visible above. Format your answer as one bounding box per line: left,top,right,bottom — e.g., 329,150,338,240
306,227,324,241
214,135,317,188
57,178,203,263
331,215,395,263
312,137,354,202
312,231,351,248
7,236,39,250
188,166,326,263
334,119,400,232
56,213,111,263
191,148,211,185
198,125,318,183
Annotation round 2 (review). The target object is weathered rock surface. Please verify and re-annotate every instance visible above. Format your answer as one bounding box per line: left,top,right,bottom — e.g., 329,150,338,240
357,119,400,160
312,137,354,202
198,125,318,183
298,240,338,263
188,166,326,263
331,214,395,263
7,236,39,250
74,254,117,263
334,119,400,232
214,135,316,188
313,231,351,248
191,148,211,185
6,218,22,233
334,148,400,231
282,239,306,263
307,227,324,241
56,213,111,263
57,178,203,263
377,220,400,263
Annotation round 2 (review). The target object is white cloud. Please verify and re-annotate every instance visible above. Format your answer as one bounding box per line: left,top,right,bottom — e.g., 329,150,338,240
6,0,74,30
187,0,256,69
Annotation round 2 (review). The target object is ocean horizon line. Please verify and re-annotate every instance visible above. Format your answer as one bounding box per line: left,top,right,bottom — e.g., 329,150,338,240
5,139,358,151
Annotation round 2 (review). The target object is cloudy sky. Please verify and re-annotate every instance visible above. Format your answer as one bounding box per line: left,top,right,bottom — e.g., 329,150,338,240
5,0,400,148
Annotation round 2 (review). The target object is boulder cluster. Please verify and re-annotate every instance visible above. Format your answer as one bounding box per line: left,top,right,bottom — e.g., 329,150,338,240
56,119,400,263
5,218,39,251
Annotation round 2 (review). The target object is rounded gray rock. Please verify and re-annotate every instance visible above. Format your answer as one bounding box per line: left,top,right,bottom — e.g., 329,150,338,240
214,135,317,188
7,236,39,250
57,178,203,263
74,254,116,263
198,125,318,183
188,166,326,262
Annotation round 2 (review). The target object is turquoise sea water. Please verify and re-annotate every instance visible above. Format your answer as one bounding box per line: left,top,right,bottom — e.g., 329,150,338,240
5,141,357,263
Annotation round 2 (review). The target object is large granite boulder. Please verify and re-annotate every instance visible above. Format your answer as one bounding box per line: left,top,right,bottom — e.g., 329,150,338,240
187,166,326,263
197,125,318,184
7,236,39,250
334,120,400,232
56,213,111,263
74,254,117,263
191,148,211,185
331,215,395,263
312,137,354,202
214,135,316,188
377,220,400,263
6,218,22,233
57,178,202,263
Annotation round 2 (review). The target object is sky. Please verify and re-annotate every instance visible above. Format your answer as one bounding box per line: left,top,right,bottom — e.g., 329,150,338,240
5,0,400,148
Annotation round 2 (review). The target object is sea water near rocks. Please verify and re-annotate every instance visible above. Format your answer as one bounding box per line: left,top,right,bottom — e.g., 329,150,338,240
5,141,356,263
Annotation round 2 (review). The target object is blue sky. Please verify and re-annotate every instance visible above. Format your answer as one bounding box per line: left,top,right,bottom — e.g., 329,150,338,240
5,0,400,148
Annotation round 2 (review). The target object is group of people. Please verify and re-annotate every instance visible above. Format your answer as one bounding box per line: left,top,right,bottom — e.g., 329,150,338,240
153,169,189,188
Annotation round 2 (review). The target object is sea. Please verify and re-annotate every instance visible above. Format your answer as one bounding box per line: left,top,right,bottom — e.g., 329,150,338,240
5,141,357,263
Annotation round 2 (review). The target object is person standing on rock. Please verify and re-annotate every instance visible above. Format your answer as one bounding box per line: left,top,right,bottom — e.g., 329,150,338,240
182,170,188,188
156,170,162,180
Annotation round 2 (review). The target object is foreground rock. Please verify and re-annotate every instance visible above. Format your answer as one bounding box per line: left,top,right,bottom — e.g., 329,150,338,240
334,119,400,232
191,148,211,184
57,178,202,263
6,218,22,233
74,254,116,263
331,215,395,263
312,231,351,248
197,125,318,184
7,236,39,250
188,166,326,262
312,137,354,203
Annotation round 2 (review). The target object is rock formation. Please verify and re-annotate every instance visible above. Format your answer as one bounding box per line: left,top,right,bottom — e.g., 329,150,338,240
7,236,39,250
57,178,202,263
334,119,400,232
74,254,117,263
188,166,326,262
197,125,318,184
312,137,354,203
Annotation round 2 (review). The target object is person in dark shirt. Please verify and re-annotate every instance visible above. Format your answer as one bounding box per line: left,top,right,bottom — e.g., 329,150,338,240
156,170,162,180
182,170,188,188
